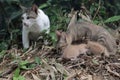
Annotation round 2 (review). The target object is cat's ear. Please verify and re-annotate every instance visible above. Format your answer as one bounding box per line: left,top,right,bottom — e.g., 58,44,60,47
56,30,62,40
66,34,72,44
19,5,27,13
31,4,38,14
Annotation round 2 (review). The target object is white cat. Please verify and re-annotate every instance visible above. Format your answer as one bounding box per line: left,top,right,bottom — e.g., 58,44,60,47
21,4,50,49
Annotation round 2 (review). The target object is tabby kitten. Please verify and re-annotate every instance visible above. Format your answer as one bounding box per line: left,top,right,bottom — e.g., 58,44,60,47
56,11,117,55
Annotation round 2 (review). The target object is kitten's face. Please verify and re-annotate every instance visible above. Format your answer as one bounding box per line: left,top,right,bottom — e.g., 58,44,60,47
21,4,38,28
58,32,67,48
56,31,72,48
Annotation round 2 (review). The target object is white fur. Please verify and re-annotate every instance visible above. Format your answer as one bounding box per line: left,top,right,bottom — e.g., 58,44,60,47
22,9,50,49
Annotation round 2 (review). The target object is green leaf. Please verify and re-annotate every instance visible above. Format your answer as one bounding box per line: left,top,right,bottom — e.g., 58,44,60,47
92,59,99,65
13,75,25,80
104,15,120,23
19,60,31,70
28,63,36,68
14,68,20,77
0,42,8,50
93,20,100,24
35,57,41,65
39,3,49,9
21,65,29,70
12,29,20,33
18,75,25,80
20,60,29,66
49,32,57,42
13,77,18,80
0,50,6,59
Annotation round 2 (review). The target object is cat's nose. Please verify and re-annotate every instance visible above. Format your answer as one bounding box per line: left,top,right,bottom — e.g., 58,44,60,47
23,22,29,27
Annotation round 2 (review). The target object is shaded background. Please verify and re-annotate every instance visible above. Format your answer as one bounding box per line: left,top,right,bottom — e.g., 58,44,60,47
0,0,120,50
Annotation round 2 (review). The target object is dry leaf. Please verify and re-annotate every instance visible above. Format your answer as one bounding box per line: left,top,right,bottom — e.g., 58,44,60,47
32,73,41,80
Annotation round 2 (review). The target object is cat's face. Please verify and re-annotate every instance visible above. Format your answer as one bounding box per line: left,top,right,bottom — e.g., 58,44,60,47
21,4,38,28
56,30,72,48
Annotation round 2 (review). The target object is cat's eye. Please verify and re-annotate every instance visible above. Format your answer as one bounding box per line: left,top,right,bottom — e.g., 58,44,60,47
21,17,24,20
118,30,120,33
27,16,30,19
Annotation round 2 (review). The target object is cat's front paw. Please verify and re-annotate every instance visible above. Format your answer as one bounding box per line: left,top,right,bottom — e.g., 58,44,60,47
23,44,29,49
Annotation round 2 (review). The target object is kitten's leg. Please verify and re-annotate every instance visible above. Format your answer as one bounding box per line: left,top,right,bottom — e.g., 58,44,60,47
22,28,29,49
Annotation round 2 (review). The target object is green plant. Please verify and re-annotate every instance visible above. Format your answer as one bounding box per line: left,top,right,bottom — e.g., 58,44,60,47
0,0,120,50
0,50,6,62
12,57,43,80
0,0,34,49
13,60,29,80
13,68,25,80
104,15,120,23
35,57,42,65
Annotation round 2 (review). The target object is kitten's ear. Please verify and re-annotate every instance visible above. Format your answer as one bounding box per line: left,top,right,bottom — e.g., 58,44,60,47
19,5,27,12
56,30,62,40
66,34,72,44
117,29,120,33
68,8,74,17
31,4,38,14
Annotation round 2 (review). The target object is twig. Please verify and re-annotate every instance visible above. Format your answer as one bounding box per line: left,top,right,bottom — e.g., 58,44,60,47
79,3,91,22
93,0,101,20
108,63,120,68
0,64,18,78
65,70,82,80
67,61,85,69
105,65,120,78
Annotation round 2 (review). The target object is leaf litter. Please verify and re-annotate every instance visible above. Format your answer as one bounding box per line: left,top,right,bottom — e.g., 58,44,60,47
0,43,120,80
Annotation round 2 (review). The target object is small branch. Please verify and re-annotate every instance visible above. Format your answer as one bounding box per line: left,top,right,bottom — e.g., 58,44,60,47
93,0,101,20
105,65,120,78
0,64,18,78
